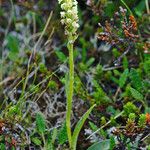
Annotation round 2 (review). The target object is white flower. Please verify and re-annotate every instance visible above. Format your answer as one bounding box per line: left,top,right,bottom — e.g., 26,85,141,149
66,18,72,24
67,10,72,14
72,0,78,6
72,22,79,28
60,11,65,17
58,0,63,4
61,19,65,25
60,3,67,9
58,0,79,41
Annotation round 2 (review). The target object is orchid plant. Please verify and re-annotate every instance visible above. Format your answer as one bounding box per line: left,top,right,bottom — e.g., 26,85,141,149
58,0,96,149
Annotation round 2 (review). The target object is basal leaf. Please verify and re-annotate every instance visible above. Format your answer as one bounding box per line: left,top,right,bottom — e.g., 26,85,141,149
87,139,110,150
72,104,96,150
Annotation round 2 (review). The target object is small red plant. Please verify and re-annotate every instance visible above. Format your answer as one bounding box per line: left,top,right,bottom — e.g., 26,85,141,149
146,113,150,124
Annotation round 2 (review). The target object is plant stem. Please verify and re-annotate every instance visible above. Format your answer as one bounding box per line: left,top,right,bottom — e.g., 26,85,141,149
145,0,150,14
66,42,74,148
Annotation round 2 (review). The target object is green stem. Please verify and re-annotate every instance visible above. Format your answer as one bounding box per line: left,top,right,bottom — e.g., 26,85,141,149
145,0,150,14
66,42,74,148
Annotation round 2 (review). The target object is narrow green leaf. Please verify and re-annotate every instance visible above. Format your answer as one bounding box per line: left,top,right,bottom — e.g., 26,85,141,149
36,112,46,134
130,87,143,101
7,34,19,53
123,56,128,69
119,69,129,88
6,34,19,61
46,133,54,150
130,68,142,91
134,0,146,17
58,123,68,144
0,143,5,150
31,137,42,146
111,76,119,85
55,50,67,62
72,104,96,150
109,136,116,150
52,128,57,144
86,57,95,67
89,121,98,131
